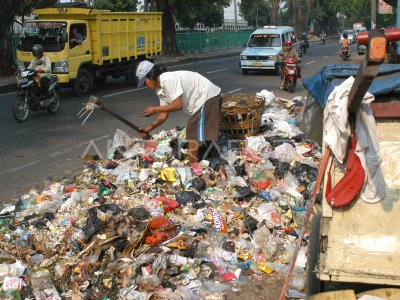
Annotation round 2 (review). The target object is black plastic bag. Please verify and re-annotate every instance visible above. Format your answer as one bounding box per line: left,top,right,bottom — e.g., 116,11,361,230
208,157,228,171
265,136,295,149
128,207,151,221
113,146,127,160
269,157,291,179
97,203,123,215
169,139,187,160
290,163,318,184
235,187,255,201
176,191,200,205
191,177,206,192
112,238,129,252
82,208,100,241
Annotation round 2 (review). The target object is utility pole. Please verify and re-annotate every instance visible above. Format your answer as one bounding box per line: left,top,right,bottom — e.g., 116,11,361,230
144,0,149,12
234,0,238,32
371,0,376,29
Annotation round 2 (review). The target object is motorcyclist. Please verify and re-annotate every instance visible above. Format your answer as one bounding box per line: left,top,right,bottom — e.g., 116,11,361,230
320,31,327,40
301,32,309,48
278,40,301,90
340,33,351,55
28,44,52,98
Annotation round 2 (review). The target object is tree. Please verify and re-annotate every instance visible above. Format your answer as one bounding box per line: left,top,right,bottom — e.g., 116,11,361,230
239,0,272,28
270,0,280,25
169,0,229,29
94,0,138,12
154,0,180,55
151,0,229,56
0,0,57,76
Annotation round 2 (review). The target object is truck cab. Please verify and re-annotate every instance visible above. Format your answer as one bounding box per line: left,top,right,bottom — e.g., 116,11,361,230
16,6,162,96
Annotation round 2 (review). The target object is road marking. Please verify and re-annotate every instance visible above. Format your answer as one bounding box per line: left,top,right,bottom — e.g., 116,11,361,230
103,87,146,98
323,56,329,58
305,61,316,66
0,92,15,97
222,88,242,96
206,68,228,74
8,134,110,173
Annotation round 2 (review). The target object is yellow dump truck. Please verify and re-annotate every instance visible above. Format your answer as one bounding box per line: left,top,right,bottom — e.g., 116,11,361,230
16,6,162,96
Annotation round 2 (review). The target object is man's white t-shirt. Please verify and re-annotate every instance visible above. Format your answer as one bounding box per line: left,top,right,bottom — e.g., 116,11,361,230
156,71,221,115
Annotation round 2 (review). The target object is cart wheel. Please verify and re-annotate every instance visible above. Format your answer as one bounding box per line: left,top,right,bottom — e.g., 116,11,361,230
306,212,322,296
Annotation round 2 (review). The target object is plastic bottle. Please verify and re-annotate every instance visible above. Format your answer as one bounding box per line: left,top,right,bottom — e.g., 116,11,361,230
253,226,278,259
30,269,61,300
201,280,231,293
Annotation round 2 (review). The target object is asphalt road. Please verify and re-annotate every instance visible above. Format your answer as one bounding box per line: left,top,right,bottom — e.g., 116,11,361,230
0,40,360,203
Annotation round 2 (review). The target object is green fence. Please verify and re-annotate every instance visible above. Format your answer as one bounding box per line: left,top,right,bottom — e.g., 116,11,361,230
176,31,253,53
7,31,253,60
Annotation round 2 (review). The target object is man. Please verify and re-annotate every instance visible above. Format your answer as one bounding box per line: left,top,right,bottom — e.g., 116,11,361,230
341,33,350,49
136,60,222,164
70,27,83,47
28,44,51,98
301,32,309,48
278,40,301,90
320,31,327,40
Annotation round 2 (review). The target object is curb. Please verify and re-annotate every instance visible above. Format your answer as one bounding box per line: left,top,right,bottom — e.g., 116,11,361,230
0,49,242,95
156,48,241,67
0,81,16,94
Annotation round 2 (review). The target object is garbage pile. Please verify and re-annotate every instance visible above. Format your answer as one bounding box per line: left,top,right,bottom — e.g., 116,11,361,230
0,92,320,299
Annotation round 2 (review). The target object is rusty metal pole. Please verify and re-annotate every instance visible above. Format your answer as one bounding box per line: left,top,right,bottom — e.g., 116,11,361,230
371,0,377,29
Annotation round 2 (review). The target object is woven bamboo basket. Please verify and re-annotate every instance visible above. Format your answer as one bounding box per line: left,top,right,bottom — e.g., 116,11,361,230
219,94,265,138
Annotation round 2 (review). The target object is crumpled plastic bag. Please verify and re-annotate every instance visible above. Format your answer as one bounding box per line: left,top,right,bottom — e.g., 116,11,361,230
246,136,270,152
256,89,275,107
271,143,301,164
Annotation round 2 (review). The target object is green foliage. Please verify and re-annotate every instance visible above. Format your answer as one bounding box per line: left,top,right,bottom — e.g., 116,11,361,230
169,0,230,29
239,0,272,27
94,0,139,12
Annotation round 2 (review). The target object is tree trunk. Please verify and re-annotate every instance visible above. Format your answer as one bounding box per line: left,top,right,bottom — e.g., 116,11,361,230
0,24,14,76
155,0,181,56
271,0,280,26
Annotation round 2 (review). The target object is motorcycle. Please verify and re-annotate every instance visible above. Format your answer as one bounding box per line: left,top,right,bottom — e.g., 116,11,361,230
299,40,307,55
320,35,326,45
282,58,299,93
13,60,60,122
340,46,350,61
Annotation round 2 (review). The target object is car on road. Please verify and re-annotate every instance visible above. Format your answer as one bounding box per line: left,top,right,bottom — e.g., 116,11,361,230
357,43,366,55
239,26,296,75
354,26,367,42
339,29,355,44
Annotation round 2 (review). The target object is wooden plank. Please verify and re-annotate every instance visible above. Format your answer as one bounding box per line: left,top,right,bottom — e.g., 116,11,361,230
371,100,400,117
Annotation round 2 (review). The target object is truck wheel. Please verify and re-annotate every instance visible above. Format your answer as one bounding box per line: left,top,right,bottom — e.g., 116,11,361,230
306,212,322,296
74,68,93,96
125,63,138,86
242,69,249,75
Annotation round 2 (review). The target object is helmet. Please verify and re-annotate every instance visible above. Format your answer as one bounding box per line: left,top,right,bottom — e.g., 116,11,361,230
32,44,44,59
284,40,292,46
343,33,348,39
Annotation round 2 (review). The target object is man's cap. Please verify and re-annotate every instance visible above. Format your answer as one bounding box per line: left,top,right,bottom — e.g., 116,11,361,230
136,60,154,87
